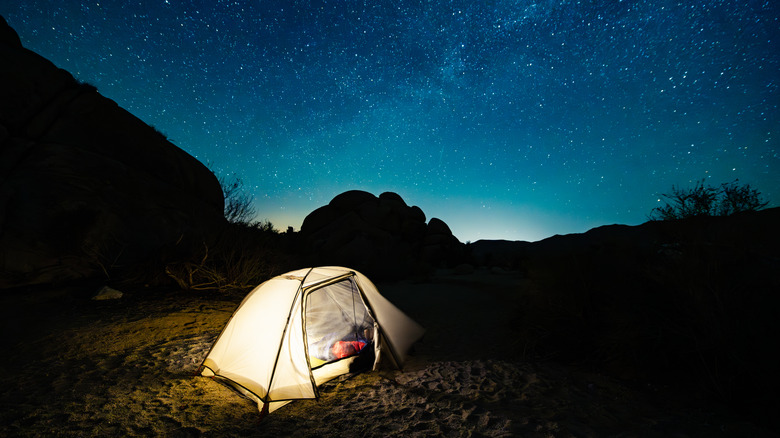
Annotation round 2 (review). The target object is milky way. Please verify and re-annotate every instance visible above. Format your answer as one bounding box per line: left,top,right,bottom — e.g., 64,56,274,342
3,0,778,241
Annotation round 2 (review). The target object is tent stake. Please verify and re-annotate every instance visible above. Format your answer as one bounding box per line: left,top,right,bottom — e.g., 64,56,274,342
259,402,269,421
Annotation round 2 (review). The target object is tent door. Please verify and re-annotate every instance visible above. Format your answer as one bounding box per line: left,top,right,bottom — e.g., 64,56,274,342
303,278,376,371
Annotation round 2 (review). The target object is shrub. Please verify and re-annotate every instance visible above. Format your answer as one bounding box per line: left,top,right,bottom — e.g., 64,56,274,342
163,169,295,292
717,180,769,216
219,173,257,224
164,222,293,293
650,179,768,221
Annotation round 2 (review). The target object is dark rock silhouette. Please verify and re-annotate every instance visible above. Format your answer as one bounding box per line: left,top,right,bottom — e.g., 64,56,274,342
0,17,225,289
471,207,780,427
470,206,780,271
300,190,464,280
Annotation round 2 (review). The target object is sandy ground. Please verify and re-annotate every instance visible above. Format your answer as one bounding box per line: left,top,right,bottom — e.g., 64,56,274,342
0,270,773,437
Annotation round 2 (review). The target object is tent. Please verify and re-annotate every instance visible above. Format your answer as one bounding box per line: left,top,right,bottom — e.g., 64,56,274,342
199,266,425,416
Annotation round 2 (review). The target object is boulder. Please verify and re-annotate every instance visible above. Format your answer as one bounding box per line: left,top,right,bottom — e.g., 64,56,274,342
300,204,338,236
329,190,376,212
300,191,464,280
408,205,426,223
0,18,225,289
378,191,407,206
426,217,452,236
0,16,22,47
92,285,123,300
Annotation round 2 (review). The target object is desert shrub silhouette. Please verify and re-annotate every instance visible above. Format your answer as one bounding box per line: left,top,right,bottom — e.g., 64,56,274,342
650,179,768,220
165,222,293,292
219,173,257,225
165,171,296,292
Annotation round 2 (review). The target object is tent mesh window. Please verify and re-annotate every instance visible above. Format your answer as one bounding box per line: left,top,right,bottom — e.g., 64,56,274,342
305,279,375,366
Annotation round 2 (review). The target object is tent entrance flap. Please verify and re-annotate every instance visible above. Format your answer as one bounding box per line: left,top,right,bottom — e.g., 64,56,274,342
304,278,375,366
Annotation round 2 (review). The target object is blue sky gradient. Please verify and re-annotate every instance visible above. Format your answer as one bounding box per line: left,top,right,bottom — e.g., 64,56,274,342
3,0,777,241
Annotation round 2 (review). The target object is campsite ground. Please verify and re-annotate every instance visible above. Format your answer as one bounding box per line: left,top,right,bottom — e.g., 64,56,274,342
0,269,774,437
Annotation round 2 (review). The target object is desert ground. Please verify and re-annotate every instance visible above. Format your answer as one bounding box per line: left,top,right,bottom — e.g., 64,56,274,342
0,269,772,437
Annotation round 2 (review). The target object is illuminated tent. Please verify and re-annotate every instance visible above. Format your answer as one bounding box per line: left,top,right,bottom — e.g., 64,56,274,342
199,266,425,416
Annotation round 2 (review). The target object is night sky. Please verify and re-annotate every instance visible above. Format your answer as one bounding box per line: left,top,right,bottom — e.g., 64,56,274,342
3,1,778,242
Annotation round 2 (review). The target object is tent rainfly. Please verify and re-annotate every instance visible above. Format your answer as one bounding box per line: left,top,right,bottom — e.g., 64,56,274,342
199,266,425,416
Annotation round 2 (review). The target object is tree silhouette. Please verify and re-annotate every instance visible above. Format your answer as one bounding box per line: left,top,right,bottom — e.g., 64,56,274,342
650,179,768,221
219,173,256,224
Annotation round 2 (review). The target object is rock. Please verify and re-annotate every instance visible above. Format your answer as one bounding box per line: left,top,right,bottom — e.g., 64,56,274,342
378,191,407,206
329,190,376,212
0,16,22,47
426,217,452,236
468,239,532,269
300,191,465,280
300,204,338,235
92,285,123,300
0,20,225,288
408,205,426,223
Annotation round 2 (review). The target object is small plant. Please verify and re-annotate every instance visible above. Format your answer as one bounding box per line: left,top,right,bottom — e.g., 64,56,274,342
150,125,170,141
76,80,98,92
219,173,257,224
717,180,769,216
164,222,292,293
252,219,277,233
164,168,290,292
650,179,768,221
68,75,98,92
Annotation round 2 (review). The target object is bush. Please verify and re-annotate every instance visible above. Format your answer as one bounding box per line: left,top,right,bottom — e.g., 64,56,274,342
164,222,293,293
219,173,257,224
650,179,768,221
717,180,769,216
163,169,294,292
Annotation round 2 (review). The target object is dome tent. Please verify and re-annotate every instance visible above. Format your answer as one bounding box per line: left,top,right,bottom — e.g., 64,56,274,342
199,266,425,416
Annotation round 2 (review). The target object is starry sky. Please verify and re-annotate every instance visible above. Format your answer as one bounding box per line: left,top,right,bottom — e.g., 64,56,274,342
2,1,778,242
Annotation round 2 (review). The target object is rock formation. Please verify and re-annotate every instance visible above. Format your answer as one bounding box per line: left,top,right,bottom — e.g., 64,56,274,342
0,17,225,289
300,190,464,279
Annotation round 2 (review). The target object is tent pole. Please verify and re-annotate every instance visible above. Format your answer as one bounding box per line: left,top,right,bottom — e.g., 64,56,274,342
265,267,314,408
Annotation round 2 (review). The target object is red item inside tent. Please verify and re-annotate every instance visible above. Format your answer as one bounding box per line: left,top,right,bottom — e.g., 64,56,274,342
331,340,367,359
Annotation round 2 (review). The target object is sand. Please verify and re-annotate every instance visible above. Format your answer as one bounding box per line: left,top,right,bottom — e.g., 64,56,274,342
0,270,773,437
